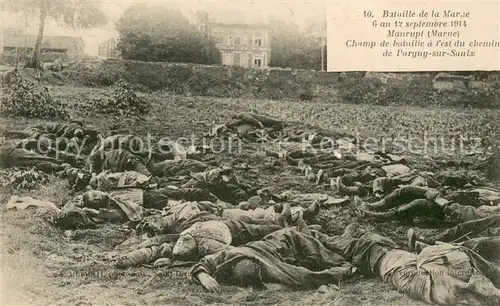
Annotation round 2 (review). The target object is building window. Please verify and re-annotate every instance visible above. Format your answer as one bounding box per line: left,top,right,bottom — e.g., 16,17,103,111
254,53,262,67
233,36,241,45
234,53,241,66
227,35,232,45
255,38,262,46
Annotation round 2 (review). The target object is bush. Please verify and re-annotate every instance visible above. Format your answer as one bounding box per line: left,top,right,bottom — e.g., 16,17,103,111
61,63,124,87
0,70,69,119
80,79,151,118
338,77,384,104
404,77,438,106
461,82,500,109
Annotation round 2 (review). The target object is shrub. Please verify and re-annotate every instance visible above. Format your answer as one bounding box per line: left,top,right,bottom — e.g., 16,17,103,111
79,79,151,118
404,77,438,107
338,77,384,104
461,82,500,109
0,70,69,119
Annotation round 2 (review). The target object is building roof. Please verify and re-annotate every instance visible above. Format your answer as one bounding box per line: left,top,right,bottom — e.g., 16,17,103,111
3,34,84,50
199,10,270,28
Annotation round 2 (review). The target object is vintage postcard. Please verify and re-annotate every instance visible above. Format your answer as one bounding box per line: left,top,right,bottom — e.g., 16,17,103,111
1,1,499,305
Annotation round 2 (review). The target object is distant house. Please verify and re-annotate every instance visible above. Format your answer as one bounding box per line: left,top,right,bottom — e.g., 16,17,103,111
98,38,120,59
195,10,271,69
2,30,84,59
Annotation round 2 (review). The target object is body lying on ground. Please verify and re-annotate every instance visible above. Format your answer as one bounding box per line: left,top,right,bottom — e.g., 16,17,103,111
86,149,151,177
87,134,149,175
353,186,500,225
313,224,500,305
110,202,312,268
182,166,251,205
11,122,100,155
188,226,356,292
407,214,500,245
55,186,219,229
87,134,208,178
408,230,500,264
0,139,66,171
55,180,320,233
209,112,284,141
149,159,209,177
20,122,85,140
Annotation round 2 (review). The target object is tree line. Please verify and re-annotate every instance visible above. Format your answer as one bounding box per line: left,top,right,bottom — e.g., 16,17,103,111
114,5,326,70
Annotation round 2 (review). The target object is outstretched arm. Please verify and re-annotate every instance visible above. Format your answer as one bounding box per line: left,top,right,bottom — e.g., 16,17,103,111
188,250,231,292
194,272,221,293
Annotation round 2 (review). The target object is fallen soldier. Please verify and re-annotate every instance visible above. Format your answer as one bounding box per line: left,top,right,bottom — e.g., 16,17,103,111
209,112,284,141
407,214,500,245
89,170,153,190
335,170,380,197
55,186,219,229
408,230,500,263
112,202,304,268
228,112,284,130
182,166,252,205
0,139,65,172
136,197,315,239
285,152,384,175
112,210,321,270
88,135,203,177
336,170,436,197
284,129,356,149
17,122,100,156
87,134,150,175
314,223,500,305
371,172,439,198
188,226,355,292
149,159,210,177
87,149,151,177
353,186,500,224
57,164,92,190
20,122,85,140
172,215,294,261
273,189,348,209
221,200,320,225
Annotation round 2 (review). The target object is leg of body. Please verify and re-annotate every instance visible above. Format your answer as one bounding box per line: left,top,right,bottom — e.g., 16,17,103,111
302,201,320,222
155,186,218,202
317,229,399,276
365,186,429,211
223,219,283,246
460,236,500,263
11,148,64,169
418,215,500,244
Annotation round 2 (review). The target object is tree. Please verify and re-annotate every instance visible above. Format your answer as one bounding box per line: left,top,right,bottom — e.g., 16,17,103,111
115,4,220,65
3,0,108,69
268,17,324,70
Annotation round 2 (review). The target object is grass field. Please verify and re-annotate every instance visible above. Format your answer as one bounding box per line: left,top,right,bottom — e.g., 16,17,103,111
1,84,498,305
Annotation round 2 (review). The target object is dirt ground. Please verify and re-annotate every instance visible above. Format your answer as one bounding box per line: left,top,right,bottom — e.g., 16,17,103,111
1,85,497,306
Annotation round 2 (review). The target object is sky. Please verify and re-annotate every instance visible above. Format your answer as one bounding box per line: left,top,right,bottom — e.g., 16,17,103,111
1,0,326,55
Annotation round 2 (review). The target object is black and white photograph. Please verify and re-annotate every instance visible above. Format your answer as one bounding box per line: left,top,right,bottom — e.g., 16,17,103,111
0,1,499,305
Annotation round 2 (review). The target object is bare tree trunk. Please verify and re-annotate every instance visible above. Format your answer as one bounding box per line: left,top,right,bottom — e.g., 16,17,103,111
27,1,47,69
